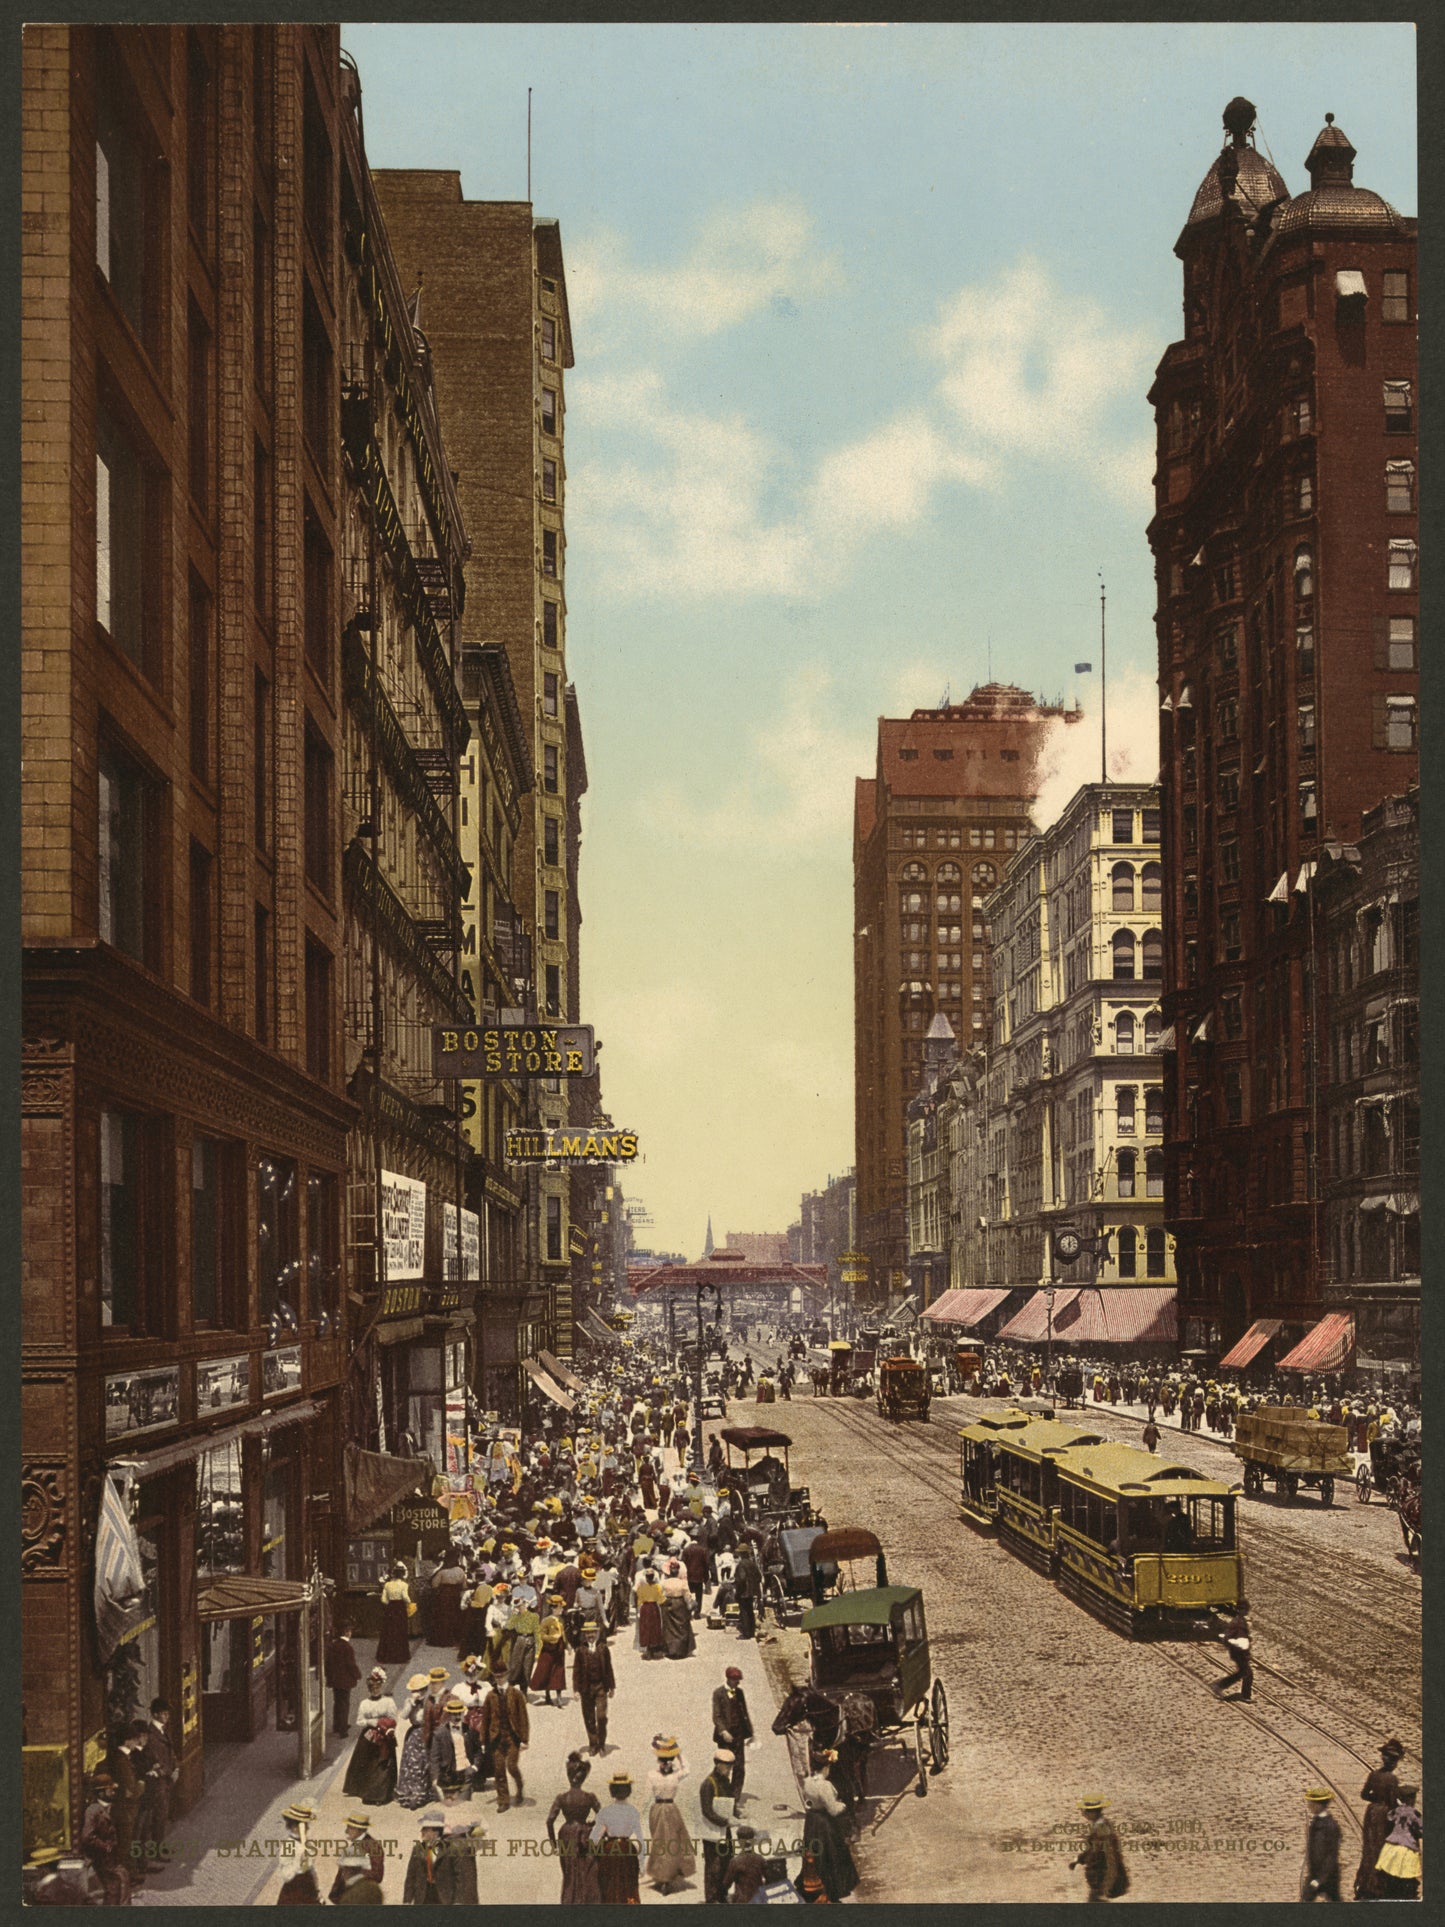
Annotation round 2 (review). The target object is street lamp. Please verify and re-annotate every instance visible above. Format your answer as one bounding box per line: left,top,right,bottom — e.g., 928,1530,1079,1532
693,1281,722,1472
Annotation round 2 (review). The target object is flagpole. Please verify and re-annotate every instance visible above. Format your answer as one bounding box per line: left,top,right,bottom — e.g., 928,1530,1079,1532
1100,579,1107,785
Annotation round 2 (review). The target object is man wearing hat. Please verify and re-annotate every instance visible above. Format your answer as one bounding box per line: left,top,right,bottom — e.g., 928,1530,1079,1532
681,1532,710,1618
1070,1798,1126,1902
332,1852,386,1906
403,1811,460,1906
479,1667,530,1812
137,1697,178,1871
1211,1600,1254,1703
721,1825,768,1903
329,1814,387,1901
1355,1741,1405,1899
712,1666,755,1806
573,1619,616,1755
445,1821,488,1906
428,1697,478,1802
276,1802,321,1904
80,1771,131,1905
326,1619,364,1740
699,1749,738,1903
420,1666,453,1749
1302,1788,1342,1900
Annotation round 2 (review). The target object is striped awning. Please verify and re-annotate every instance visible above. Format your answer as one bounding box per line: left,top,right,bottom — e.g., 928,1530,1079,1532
1218,1318,1282,1370
922,1286,1013,1328
522,1358,576,1410
538,1349,585,1394
996,1288,1082,1341
996,1288,1176,1345
1276,1312,1355,1373
198,1574,312,1622
920,1288,968,1323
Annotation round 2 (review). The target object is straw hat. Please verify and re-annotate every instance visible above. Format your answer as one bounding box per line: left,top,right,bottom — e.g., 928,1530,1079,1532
345,1813,373,1832
714,1748,736,1764
407,1673,429,1692
608,1771,634,1792
1077,1797,1110,1813
283,1802,318,1826
444,1698,465,1715
1305,1788,1334,1805
653,1736,681,1759
428,1667,449,1684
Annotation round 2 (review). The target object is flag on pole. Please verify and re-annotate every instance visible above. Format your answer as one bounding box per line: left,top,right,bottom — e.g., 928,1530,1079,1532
1075,662,1093,674
94,1471,145,1663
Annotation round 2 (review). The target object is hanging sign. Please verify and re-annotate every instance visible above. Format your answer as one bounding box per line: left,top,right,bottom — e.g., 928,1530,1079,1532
432,1023,595,1078
505,1127,639,1164
381,1170,427,1280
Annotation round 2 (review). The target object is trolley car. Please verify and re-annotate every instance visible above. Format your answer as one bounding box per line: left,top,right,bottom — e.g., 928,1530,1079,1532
958,1411,1100,1528
800,1528,949,1797
877,1355,932,1422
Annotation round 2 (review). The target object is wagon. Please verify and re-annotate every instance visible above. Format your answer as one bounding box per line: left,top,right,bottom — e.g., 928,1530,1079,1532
698,1374,728,1421
800,1528,949,1796
877,1355,932,1422
827,1340,854,1396
717,1426,812,1524
1234,1406,1351,1505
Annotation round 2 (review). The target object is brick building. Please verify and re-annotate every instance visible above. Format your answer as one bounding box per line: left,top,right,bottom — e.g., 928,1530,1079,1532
22,23,354,1834
369,171,589,1360
852,685,1079,1298
1148,99,1418,1348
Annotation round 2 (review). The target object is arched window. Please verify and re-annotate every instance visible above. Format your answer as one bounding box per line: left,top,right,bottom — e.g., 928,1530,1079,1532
971,863,996,891
1112,862,1135,912
1145,1087,1165,1135
1113,931,1136,981
937,861,961,882
1141,863,1162,913
1116,1226,1137,1278
1116,1085,1136,1134
1295,545,1314,598
901,862,926,882
1117,1149,1137,1199
1146,1227,1167,1277
1114,1011,1136,1055
1143,1009,1162,1053
1146,1149,1164,1198
1141,929,1163,979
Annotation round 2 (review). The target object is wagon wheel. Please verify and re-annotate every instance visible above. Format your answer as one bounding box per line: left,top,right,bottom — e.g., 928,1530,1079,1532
930,1678,950,1771
912,1709,930,1796
1319,1476,1335,1507
1355,1463,1372,1504
1283,1472,1300,1500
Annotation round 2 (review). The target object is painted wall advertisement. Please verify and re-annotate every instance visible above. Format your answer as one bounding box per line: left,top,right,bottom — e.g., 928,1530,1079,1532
442,1202,481,1282
380,1169,426,1280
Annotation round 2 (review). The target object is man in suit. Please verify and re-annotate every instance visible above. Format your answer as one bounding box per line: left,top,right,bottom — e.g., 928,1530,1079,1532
108,1721,149,1880
699,1750,737,1903
712,1666,755,1806
403,1814,459,1905
326,1622,363,1739
428,1698,477,1802
137,1699,178,1870
1302,1790,1342,1902
328,1814,386,1901
572,1621,615,1756
479,1668,530,1812
721,1825,767,1902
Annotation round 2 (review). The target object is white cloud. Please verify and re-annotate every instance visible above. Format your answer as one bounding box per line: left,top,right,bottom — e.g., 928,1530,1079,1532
568,198,841,345
807,411,996,535
1032,660,1162,831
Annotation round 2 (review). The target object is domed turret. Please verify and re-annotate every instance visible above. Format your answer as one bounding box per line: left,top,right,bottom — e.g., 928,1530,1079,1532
1179,97,1289,247
1273,114,1407,242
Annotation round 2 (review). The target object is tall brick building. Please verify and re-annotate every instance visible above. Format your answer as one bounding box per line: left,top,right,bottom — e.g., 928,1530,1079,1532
370,171,588,1359
22,23,355,1832
853,685,1078,1299
1148,100,1417,1350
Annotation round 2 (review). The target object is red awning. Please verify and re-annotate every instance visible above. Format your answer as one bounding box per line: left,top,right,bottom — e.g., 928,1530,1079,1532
920,1288,967,1322
995,1288,1176,1346
995,1288,1081,1341
1218,1318,1282,1369
923,1286,1013,1327
1276,1312,1355,1373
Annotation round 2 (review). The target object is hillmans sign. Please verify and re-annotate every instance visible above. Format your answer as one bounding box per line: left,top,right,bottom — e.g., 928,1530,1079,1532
506,1128,640,1164
432,1023,596,1078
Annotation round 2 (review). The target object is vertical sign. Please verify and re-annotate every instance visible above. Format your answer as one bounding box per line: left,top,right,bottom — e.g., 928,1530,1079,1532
457,747,482,1156
380,1170,426,1279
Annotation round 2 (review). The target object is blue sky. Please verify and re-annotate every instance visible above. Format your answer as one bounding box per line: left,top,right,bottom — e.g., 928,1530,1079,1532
342,21,1416,1259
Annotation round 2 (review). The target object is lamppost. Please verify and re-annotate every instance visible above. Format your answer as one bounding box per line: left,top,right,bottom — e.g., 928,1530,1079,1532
693,1282,722,1471
1049,1226,1112,1401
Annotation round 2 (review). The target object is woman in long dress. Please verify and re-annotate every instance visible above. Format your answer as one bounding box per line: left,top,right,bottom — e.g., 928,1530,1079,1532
547,1753,602,1905
1373,1786,1421,1901
531,1599,569,1704
341,1670,398,1805
659,1562,696,1660
590,1773,644,1905
635,1568,665,1660
394,1674,434,1810
1354,1742,1403,1898
375,1563,414,1665
645,1740,696,1893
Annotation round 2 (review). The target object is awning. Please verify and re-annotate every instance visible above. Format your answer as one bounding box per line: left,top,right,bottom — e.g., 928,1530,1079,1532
109,1398,325,1481
920,1288,967,1323
1335,269,1367,299
996,1288,1177,1346
522,1358,576,1410
1157,1024,1176,1051
538,1348,585,1394
1276,1311,1355,1373
1218,1317,1282,1370
198,1574,314,1623
1266,871,1290,904
344,1441,434,1536
996,1288,1081,1342
924,1286,1013,1328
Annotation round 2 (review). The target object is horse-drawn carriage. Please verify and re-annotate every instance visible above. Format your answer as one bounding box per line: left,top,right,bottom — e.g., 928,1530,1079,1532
717,1426,814,1526
1357,1432,1422,1560
698,1372,729,1421
786,1528,949,1799
877,1354,932,1422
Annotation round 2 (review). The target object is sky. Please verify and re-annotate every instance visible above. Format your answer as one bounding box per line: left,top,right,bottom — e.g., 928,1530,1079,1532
341,21,1417,1260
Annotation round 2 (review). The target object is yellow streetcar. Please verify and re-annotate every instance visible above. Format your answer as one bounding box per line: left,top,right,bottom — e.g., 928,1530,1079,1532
982,1416,1108,1567
1049,1443,1244,1639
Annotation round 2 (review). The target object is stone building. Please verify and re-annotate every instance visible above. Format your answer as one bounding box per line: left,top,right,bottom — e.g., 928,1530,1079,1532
22,21,355,1833
1148,99,1417,1347
853,684,1079,1300
369,170,589,1359
905,1017,957,1309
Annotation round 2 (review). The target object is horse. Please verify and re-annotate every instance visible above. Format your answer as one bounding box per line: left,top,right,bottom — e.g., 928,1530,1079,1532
810,1367,830,1397
772,1684,869,1814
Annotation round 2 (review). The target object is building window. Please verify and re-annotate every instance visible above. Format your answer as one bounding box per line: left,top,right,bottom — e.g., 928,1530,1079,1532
254,904,270,1044
1141,808,1161,845
302,287,330,462
191,1136,237,1330
304,723,332,895
256,1155,298,1324
1388,540,1417,591
1386,461,1415,514
1117,1149,1136,1199
541,388,557,434
544,889,560,940
543,744,559,794
1384,617,1416,671
187,301,212,515
1146,1226,1167,1277
543,671,559,717
1114,1011,1136,1054
543,601,559,650
1220,837,1240,884
305,938,332,1080
544,815,560,865
1299,780,1318,823
546,1195,563,1261
1142,929,1162,979
1112,931,1136,982
1146,1150,1164,1200
1221,911,1241,962
1145,1088,1164,1135
95,48,154,348
541,316,556,361
542,528,558,578
1116,1227,1137,1278
1294,546,1314,599
307,1171,340,1321
1223,1069,1242,1123
1111,863,1135,912
545,963,561,1015
1382,271,1410,323
1382,696,1417,752
101,1108,156,1330
1291,395,1312,437
189,575,212,781
1216,622,1239,668
96,399,159,675
1141,862,1162,913
189,840,213,1006
98,740,157,966
971,863,996,891
1296,472,1314,514
1384,380,1413,433
1144,1009,1162,1052
1296,623,1315,677
937,861,961,882
1297,701,1316,749
542,456,557,503
304,506,331,681
1116,1086,1136,1134
1218,699,1238,741
1112,809,1134,844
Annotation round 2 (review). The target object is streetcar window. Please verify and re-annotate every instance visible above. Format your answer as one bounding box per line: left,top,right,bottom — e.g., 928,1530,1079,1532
1186,1497,1234,1551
